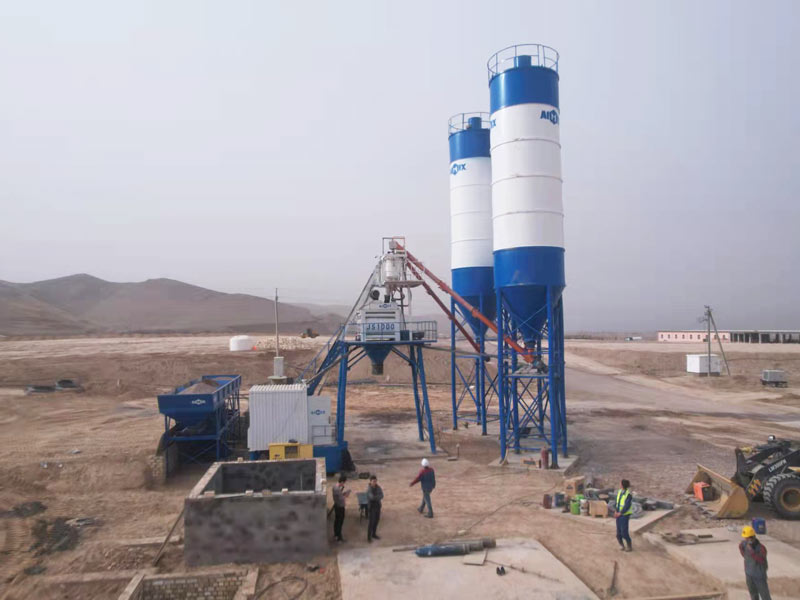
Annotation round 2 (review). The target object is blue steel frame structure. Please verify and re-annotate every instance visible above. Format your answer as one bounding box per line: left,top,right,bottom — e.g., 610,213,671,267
157,374,242,474
449,297,498,435
301,337,437,473
495,288,567,466
334,340,437,454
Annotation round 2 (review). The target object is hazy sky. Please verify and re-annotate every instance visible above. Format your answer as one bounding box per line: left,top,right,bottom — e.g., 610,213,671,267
1,0,798,331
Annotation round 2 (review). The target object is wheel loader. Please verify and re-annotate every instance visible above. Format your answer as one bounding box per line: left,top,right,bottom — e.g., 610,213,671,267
687,436,800,520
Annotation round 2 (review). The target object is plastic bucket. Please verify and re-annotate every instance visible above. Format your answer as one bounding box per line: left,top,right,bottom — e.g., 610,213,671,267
570,500,581,515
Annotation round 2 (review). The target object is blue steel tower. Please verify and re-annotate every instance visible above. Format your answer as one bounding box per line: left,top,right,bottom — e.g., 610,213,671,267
488,44,567,464
448,114,497,433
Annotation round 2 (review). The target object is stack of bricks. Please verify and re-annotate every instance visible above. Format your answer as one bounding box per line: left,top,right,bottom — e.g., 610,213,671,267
146,444,180,487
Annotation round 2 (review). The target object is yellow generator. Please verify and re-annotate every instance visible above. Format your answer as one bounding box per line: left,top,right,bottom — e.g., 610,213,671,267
268,442,314,461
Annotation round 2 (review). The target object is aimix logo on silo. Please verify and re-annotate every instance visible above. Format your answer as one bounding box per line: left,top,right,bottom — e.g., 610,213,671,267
540,109,559,125
450,163,466,175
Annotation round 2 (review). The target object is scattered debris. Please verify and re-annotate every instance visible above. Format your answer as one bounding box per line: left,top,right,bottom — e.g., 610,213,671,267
485,559,561,583
23,565,46,575
152,507,184,566
31,518,80,555
661,532,726,546
607,560,618,597
0,501,47,519
65,517,98,528
55,379,83,391
448,444,460,461
254,575,308,600
462,548,487,565
25,385,55,395
69,449,81,455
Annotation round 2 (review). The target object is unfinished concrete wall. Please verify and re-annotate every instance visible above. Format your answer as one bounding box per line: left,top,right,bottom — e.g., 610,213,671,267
184,459,327,567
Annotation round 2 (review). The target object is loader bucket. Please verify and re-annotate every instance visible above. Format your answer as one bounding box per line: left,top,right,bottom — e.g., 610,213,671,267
686,464,750,519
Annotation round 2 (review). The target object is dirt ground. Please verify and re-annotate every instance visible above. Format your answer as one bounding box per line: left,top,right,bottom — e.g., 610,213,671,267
1,334,799,599
565,339,800,402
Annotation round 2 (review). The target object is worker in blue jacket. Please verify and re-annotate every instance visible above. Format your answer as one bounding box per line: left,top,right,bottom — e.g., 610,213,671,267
410,458,436,518
614,478,633,552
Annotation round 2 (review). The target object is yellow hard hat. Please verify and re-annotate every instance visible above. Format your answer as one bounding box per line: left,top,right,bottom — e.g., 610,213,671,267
741,526,756,538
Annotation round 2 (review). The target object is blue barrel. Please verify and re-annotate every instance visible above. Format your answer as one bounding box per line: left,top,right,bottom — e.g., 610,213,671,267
752,517,766,535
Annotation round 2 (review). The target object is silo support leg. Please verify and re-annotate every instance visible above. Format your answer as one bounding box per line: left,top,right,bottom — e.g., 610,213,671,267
417,347,437,454
410,346,424,442
450,297,458,430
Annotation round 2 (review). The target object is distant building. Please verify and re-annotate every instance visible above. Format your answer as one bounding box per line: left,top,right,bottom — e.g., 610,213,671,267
658,330,729,343
658,330,800,343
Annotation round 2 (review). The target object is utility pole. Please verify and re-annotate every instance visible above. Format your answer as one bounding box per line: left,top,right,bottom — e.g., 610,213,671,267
705,305,712,376
703,305,731,376
274,288,280,357
707,305,731,375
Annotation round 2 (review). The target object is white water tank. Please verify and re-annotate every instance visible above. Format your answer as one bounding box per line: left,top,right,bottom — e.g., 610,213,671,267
229,335,256,352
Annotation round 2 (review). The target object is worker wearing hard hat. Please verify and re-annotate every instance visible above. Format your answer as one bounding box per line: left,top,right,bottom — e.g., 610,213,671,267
739,526,771,600
410,458,436,518
614,479,633,552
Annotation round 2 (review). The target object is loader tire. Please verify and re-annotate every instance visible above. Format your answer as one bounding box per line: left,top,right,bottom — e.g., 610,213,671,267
764,472,791,506
764,473,800,520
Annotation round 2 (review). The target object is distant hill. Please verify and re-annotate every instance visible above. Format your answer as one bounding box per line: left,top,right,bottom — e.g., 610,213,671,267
0,274,346,336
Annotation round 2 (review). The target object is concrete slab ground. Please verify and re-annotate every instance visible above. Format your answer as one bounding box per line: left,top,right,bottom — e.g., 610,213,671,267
338,537,598,600
346,416,439,462
548,507,675,533
645,527,800,593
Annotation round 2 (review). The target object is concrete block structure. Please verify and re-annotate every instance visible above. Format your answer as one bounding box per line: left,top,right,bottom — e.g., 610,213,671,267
184,459,327,567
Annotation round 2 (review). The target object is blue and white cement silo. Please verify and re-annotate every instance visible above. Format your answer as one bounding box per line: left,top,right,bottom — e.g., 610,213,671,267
488,44,567,464
448,113,496,434
449,113,496,331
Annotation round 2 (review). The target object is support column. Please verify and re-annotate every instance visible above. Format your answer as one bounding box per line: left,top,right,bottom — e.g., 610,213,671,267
336,345,349,445
497,289,507,461
511,345,520,453
417,346,437,454
557,299,568,458
547,288,560,467
410,345,424,442
450,297,458,430
479,317,488,436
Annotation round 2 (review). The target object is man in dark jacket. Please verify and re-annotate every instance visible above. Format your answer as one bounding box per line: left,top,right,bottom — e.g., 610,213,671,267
331,474,350,542
410,458,435,518
366,475,384,542
739,525,771,600
614,479,633,552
